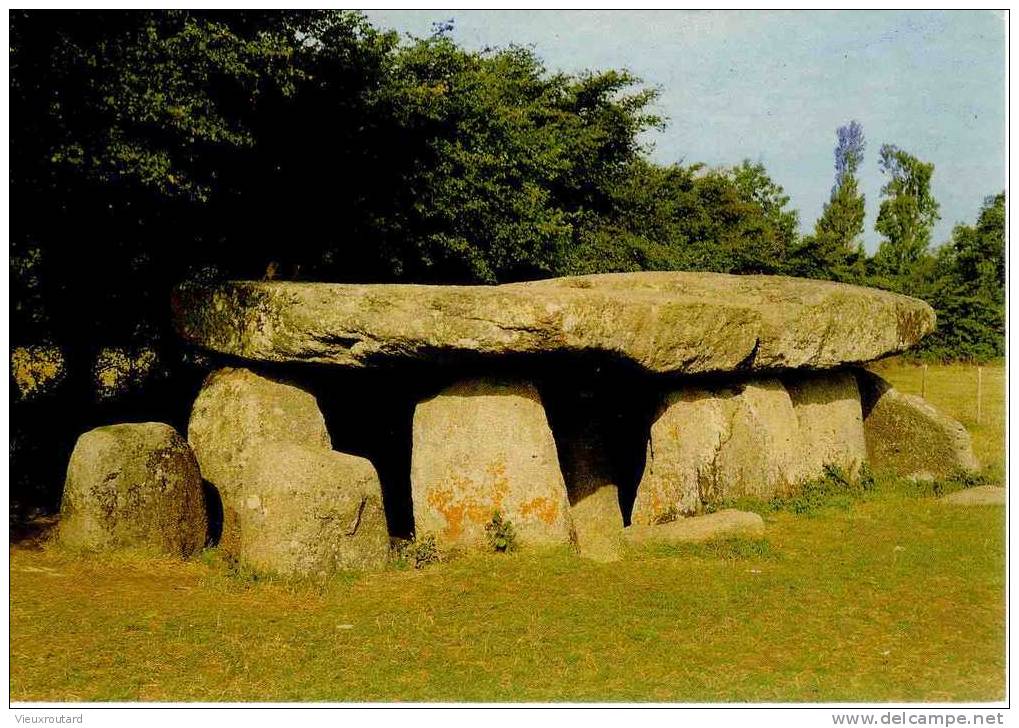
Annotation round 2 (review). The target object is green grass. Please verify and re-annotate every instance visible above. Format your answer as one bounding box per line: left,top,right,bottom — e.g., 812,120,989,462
9,362,1005,702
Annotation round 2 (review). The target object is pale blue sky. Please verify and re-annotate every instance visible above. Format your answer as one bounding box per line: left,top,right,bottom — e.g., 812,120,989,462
363,9,1006,252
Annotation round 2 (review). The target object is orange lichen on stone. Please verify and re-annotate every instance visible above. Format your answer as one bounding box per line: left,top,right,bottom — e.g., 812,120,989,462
426,472,510,541
519,496,559,526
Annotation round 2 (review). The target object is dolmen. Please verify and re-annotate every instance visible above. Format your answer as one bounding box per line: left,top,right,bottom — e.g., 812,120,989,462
58,272,980,573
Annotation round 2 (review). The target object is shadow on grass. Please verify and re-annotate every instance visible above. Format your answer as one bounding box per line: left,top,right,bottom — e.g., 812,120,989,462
9,512,59,550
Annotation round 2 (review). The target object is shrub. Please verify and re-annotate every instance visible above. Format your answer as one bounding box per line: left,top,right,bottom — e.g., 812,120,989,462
484,512,518,553
396,534,441,569
771,463,873,516
653,505,682,525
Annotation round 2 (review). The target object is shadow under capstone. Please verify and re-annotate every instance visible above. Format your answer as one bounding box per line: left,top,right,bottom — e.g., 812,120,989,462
255,352,734,540
538,360,659,527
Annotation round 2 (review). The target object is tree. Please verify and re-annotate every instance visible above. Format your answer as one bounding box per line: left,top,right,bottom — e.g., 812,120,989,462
9,10,670,511
872,144,940,280
368,37,663,283
793,121,867,281
10,10,384,509
577,158,800,276
917,193,1005,360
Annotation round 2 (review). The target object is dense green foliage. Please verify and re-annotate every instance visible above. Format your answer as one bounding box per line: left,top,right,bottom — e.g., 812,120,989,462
9,10,1005,511
793,121,868,282
913,194,1006,360
872,144,942,279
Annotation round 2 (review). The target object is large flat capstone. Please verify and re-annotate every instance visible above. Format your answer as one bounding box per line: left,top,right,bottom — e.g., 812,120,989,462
172,272,935,375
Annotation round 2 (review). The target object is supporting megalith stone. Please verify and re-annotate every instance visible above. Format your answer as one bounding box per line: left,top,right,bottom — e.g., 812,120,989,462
785,370,868,476
187,367,332,551
632,379,806,525
236,443,389,575
856,369,979,478
410,378,574,550
632,384,735,523
60,422,207,556
557,418,624,562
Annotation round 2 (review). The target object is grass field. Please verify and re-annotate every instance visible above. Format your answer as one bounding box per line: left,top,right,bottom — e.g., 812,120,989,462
9,363,1006,703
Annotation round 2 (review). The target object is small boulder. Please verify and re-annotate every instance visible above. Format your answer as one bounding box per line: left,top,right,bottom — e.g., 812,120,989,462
941,486,1005,506
410,378,574,550
187,367,332,550
625,509,765,545
236,443,390,576
856,370,979,478
60,422,207,556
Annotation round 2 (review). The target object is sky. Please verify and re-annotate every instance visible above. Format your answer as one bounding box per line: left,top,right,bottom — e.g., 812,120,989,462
362,10,1006,252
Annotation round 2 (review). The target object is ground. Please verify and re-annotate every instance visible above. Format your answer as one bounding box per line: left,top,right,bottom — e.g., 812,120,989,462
9,362,1005,702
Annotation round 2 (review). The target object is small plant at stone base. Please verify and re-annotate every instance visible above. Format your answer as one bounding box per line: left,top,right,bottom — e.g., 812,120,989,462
395,534,441,569
774,463,870,516
857,462,877,491
485,511,518,553
653,505,682,524
214,551,264,585
918,467,993,498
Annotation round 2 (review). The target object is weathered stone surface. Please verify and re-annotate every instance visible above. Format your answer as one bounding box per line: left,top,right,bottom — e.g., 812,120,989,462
60,423,207,556
410,379,574,550
857,370,979,478
625,510,765,545
569,486,623,562
632,372,869,524
631,379,806,524
941,486,1005,506
785,370,868,477
173,272,935,375
187,367,332,550
236,443,389,575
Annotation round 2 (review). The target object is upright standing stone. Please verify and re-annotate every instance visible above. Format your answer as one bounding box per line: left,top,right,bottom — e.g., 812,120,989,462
632,385,736,523
410,379,574,550
785,370,868,476
718,379,808,496
632,379,808,525
60,422,207,556
236,443,390,575
633,371,878,524
187,367,332,551
556,416,624,562
856,369,979,478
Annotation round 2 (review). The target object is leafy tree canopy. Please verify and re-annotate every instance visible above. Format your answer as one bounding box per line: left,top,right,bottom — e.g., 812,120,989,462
872,144,941,278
